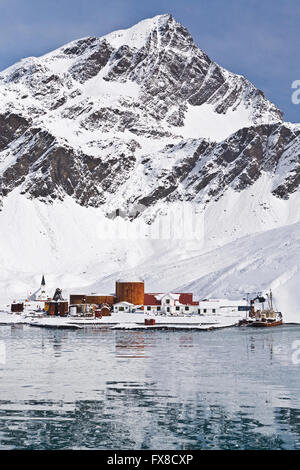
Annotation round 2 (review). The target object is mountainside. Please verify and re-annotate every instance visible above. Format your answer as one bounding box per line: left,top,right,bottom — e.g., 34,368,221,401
0,14,299,320
0,13,291,210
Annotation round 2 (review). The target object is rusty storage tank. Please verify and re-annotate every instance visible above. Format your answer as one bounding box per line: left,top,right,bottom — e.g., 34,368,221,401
70,294,115,305
48,301,69,316
48,302,56,315
59,301,69,316
115,281,144,305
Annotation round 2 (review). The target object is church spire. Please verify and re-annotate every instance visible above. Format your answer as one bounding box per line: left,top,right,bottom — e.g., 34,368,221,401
35,275,49,301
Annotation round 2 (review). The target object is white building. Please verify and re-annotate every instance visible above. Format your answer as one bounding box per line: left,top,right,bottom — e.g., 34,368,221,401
143,293,248,316
113,301,140,313
35,275,49,301
198,299,249,315
144,292,199,315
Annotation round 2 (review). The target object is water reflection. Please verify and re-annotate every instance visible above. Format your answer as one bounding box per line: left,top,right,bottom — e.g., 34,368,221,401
115,331,145,358
247,334,277,363
0,397,299,449
179,334,194,348
0,325,299,449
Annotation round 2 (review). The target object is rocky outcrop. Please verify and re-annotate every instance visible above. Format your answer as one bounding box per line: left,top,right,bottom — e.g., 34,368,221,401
0,112,30,151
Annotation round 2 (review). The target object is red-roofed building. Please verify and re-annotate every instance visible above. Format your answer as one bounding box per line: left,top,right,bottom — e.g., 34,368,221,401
144,292,199,315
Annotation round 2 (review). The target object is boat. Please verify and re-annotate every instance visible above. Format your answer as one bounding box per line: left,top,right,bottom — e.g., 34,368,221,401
249,318,282,327
238,290,283,328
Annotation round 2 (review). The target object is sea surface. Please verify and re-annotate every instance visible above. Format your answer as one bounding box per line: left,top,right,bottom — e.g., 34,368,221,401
0,324,300,450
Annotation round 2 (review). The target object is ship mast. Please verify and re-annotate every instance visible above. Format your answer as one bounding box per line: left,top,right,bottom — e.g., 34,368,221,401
270,289,273,312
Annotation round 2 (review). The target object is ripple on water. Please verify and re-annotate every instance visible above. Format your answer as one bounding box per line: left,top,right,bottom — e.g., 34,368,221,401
0,325,299,449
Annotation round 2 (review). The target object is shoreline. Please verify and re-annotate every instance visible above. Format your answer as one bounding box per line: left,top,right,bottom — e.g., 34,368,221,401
1,311,297,331
0,310,242,331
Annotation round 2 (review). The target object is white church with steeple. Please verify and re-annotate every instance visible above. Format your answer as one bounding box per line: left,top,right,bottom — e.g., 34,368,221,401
35,275,49,301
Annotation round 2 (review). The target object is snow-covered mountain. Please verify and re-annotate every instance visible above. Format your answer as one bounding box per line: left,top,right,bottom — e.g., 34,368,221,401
0,14,299,321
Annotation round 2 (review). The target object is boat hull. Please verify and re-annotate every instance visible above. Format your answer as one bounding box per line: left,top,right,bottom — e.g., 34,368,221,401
238,319,283,327
248,320,283,328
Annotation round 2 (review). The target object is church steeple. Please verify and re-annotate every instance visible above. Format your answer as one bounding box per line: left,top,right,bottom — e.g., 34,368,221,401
35,274,49,301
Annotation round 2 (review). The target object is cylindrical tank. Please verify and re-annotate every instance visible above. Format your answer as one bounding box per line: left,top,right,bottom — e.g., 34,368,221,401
48,301,69,316
115,281,144,305
59,301,69,316
69,306,78,316
48,302,56,315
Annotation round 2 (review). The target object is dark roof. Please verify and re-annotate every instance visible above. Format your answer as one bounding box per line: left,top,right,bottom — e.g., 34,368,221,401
144,293,161,305
41,275,46,286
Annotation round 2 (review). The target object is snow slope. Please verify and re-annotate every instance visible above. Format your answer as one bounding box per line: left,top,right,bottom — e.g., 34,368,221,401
0,178,299,322
0,14,299,323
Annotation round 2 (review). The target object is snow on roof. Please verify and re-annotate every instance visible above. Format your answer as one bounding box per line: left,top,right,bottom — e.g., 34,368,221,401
199,299,247,306
144,293,161,305
155,293,180,301
114,301,134,306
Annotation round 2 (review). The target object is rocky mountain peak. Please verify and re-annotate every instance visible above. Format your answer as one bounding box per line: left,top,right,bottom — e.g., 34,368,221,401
0,15,297,214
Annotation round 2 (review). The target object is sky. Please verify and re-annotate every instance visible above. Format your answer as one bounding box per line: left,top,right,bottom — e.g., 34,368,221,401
0,0,299,122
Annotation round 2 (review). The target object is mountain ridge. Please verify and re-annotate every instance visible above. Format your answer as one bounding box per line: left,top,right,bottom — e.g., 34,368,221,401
0,14,292,212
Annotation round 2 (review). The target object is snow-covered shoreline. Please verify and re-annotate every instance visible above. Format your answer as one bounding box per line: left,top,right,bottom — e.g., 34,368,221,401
0,310,243,330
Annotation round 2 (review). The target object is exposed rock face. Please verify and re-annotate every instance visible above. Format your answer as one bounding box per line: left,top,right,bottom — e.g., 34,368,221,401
69,39,114,83
0,13,298,216
0,112,30,151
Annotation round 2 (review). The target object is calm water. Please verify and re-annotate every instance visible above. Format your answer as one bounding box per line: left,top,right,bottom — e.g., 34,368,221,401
0,324,300,449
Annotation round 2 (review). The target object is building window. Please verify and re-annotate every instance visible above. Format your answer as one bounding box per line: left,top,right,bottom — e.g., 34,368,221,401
119,306,124,311
147,306,151,311
167,307,170,312
203,309,207,313
212,309,216,313
176,306,180,311
185,306,189,311
157,306,161,311
166,299,170,304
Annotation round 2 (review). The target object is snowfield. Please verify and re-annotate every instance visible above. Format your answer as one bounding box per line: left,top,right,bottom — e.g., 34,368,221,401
0,179,299,323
